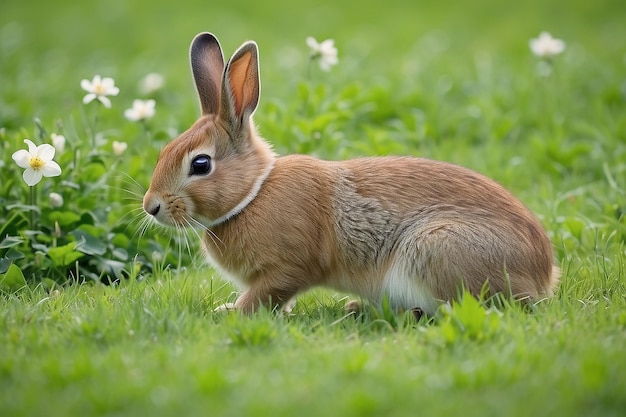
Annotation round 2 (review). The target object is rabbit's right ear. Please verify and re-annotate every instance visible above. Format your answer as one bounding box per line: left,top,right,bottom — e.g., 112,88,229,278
190,32,225,116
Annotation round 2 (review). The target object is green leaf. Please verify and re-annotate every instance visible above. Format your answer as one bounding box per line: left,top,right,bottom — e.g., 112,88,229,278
47,242,85,267
0,236,23,249
0,210,29,237
60,180,80,190
41,278,59,291
79,212,97,226
93,256,127,280
0,257,11,274
31,243,49,253
87,154,106,166
5,248,25,260
112,247,128,261
23,230,42,239
111,233,130,248
6,204,41,214
0,263,27,292
48,211,82,227
71,229,107,256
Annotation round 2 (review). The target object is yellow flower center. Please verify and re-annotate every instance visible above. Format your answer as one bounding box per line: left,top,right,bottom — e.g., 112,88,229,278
29,156,45,170
94,83,105,95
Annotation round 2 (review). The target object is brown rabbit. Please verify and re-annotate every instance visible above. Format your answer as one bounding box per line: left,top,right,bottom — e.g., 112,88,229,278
143,32,559,315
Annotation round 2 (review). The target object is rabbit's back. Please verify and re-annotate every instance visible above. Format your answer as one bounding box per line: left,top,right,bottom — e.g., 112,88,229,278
330,156,557,311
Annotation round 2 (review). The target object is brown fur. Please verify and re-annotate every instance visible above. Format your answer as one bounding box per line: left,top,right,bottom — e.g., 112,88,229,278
143,33,560,315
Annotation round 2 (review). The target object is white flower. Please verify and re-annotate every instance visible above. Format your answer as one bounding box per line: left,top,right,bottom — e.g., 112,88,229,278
529,32,566,58
124,99,156,122
306,37,338,71
81,75,120,108
50,133,66,153
112,141,128,156
49,192,64,208
139,73,164,95
12,139,62,186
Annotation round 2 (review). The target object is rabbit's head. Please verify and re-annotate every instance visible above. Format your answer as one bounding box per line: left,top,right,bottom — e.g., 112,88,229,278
143,33,275,229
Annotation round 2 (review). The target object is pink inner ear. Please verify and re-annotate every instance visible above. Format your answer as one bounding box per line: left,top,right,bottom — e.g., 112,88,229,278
228,51,254,116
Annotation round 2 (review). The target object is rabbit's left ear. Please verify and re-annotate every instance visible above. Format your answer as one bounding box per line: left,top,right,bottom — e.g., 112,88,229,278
221,41,260,129
190,32,225,116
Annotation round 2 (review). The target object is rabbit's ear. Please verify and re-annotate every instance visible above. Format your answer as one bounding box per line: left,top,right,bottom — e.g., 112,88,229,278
221,41,260,131
190,32,225,116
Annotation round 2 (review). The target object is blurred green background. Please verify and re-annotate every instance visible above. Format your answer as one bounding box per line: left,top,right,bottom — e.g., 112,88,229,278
2,0,624,131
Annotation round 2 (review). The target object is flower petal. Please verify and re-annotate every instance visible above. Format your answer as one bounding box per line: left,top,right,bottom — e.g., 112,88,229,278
320,39,335,50
83,93,96,104
81,79,93,92
112,141,128,155
41,160,62,177
124,108,138,121
23,168,43,186
98,96,112,108
24,139,38,154
36,143,56,161
12,149,31,168
306,37,319,49
101,78,120,96
139,73,164,94
553,40,565,53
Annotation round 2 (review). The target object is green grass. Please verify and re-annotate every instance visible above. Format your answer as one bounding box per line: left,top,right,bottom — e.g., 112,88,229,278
1,0,626,416
2,276,626,417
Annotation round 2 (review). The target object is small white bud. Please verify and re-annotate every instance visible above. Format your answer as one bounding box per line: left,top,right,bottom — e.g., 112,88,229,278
112,141,128,156
50,133,66,153
49,192,64,208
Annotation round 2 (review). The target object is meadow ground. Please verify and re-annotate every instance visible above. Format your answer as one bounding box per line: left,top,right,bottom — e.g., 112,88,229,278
1,0,625,416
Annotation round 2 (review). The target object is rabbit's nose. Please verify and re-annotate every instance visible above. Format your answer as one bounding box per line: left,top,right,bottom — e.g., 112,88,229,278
145,202,161,217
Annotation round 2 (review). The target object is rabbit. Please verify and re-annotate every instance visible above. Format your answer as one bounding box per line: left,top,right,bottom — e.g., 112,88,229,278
143,32,560,315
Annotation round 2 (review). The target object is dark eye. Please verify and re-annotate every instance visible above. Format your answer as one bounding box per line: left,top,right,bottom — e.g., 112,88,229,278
190,154,212,176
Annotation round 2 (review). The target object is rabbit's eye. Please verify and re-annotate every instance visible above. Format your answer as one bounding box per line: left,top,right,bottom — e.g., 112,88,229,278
190,154,212,176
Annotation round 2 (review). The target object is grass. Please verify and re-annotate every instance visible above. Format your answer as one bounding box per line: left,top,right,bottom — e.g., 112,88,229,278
2,276,626,417
1,0,626,416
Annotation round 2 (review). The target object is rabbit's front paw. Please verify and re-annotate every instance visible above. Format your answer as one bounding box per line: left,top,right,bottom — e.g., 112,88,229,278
214,302,238,312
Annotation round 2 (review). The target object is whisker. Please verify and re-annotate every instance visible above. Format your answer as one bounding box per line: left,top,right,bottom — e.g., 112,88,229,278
174,223,193,271
183,217,204,243
114,170,147,193
137,215,155,244
116,180,146,194
180,219,196,261
95,171,149,234
115,206,148,231
187,216,226,255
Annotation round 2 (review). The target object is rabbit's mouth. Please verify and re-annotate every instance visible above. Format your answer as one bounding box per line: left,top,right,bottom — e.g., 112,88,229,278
143,192,192,228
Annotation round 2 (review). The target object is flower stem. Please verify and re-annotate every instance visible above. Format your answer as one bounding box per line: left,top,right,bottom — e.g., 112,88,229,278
29,185,37,228
73,147,80,180
92,104,100,149
142,120,152,144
